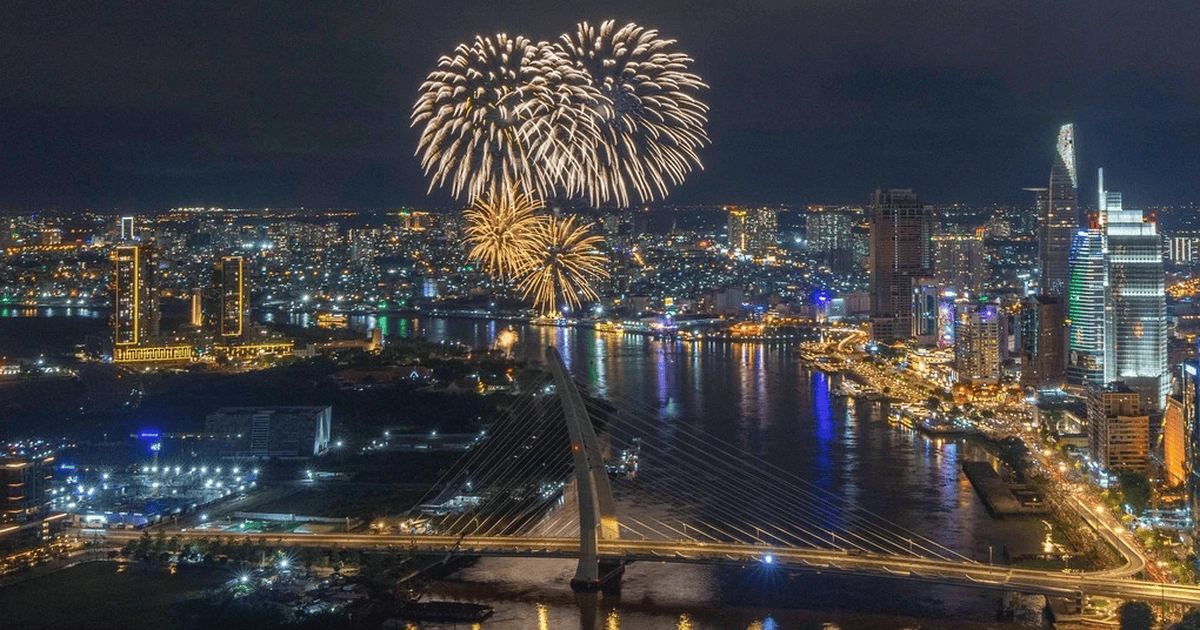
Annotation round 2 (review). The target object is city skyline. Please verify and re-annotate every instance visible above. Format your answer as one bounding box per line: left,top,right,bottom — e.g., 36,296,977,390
3,2,1200,209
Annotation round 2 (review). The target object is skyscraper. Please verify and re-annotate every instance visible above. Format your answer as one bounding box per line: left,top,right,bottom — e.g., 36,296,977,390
955,301,1003,384
868,189,933,343
216,256,246,338
1066,228,1106,387
1040,124,1080,296
727,207,777,257
1104,205,1168,410
119,216,135,242
111,244,159,347
1020,294,1065,389
932,230,986,294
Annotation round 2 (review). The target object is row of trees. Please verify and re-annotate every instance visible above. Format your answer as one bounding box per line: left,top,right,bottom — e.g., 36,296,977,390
118,531,412,575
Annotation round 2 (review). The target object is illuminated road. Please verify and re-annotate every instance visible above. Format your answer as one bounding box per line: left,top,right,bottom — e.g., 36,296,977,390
101,529,1200,606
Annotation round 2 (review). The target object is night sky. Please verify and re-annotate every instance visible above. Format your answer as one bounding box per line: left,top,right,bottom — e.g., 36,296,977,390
3,1,1198,210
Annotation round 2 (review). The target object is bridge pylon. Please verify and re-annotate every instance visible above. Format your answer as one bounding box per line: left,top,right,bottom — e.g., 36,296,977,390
545,346,624,592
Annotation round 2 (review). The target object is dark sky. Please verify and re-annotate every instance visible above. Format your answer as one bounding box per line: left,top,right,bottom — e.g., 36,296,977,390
3,1,1199,210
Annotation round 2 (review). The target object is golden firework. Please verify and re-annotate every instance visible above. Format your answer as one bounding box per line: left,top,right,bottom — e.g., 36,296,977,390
463,183,544,279
516,214,609,314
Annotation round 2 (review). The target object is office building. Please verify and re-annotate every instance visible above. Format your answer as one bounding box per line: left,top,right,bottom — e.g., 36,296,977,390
954,301,1003,385
1087,382,1150,475
1066,228,1106,388
204,406,332,458
1104,201,1168,411
111,244,159,347
1020,295,1066,389
1040,124,1080,295
868,189,933,343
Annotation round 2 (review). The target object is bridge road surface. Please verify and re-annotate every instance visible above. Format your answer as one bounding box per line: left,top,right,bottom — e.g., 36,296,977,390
100,529,1200,607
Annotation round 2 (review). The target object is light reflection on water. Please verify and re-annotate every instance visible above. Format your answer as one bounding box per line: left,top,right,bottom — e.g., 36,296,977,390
373,315,1048,629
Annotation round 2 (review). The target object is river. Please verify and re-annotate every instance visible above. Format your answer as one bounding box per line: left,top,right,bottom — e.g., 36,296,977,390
352,314,1052,629
0,310,1054,628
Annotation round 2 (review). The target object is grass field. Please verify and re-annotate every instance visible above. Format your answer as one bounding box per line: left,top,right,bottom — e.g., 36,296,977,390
0,561,231,629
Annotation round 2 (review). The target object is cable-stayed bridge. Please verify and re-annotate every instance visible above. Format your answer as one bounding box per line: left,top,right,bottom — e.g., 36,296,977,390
157,346,1200,607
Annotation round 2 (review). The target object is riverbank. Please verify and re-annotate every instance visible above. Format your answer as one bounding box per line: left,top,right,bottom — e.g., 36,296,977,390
0,561,230,629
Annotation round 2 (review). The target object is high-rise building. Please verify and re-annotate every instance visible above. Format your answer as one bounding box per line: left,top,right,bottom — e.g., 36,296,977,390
1163,394,1187,487
933,230,986,294
1104,204,1168,410
190,288,204,328
1167,231,1200,266
1020,294,1066,389
120,216,135,242
954,301,1003,384
727,207,777,257
806,210,854,253
1087,382,1149,475
1066,228,1106,388
111,244,159,347
868,189,933,343
0,453,54,549
1183,360,1200,550
216,256,246,338
807,210,857,274
1040,124,1080,295
911,278,940,346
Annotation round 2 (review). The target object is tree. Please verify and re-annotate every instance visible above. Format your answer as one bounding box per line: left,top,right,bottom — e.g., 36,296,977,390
1117,471,1153,516
1118,601,1153,630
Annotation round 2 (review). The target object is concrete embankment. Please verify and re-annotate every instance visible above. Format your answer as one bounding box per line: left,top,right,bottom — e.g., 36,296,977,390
962,461,1049,517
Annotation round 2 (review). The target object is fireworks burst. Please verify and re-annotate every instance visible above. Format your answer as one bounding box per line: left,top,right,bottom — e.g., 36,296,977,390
550,20,710,207
463,182,544,278
494,328,519,357
517,215,609,314
412,33,549,201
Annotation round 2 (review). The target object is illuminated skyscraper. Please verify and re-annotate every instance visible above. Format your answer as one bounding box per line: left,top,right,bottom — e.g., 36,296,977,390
954,301,1002,384
868,189,933,343
1183,360,1200,549
1104,204,1167,410
727,207,777,257
111,244,159,347
1066,228,1106,387
1040,124,1080,295
216,256,246,338
933,230,986,294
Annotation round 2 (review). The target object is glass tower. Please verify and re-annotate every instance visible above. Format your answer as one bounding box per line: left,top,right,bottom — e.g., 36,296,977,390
1105,207,1168,410
1066,228,1106,387
1040,124,1080,296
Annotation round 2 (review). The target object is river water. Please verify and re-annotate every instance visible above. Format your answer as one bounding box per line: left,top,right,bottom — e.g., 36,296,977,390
1,310,1053,628
351,314,1052,630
